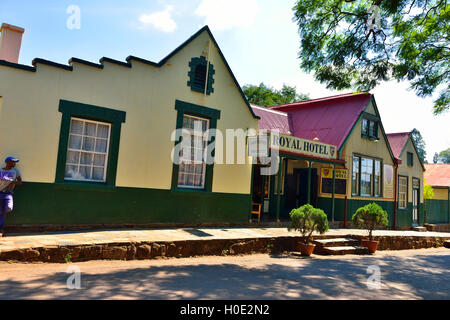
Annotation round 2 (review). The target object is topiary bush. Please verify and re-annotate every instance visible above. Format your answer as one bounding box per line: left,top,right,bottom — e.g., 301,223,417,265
287,204,329,244
352,203,389,241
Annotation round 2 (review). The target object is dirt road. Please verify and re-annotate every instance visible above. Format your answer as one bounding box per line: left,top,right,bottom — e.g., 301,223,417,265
0,248,449,300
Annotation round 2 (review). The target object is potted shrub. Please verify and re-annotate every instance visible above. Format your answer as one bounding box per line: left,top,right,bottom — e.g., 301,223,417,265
352,203,389,253
287,204,329,256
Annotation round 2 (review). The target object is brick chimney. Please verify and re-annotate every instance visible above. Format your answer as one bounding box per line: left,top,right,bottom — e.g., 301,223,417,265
0,23,25,64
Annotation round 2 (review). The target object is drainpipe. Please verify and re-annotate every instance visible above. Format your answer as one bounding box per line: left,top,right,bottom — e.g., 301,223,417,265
393,160,399,230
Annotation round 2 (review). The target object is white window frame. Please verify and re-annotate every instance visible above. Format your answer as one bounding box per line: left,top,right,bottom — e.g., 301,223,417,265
65,117,111,183
398,176,408,209
177,114,210,190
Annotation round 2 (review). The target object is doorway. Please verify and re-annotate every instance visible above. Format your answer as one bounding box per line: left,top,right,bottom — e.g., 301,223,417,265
286,168,318,211
412,178,420,226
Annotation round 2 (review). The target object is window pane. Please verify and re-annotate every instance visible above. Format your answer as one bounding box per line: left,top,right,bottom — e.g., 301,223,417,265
352,156,360,195
369,121,375,137
84,122,97,137
92,167,105,181
66,151,80,165
78,166,91,180
68,134,82,150
80,152,93,165
93,154,106,166
374,160,381,196
362,119,368,135
97,125,109,139
65,165,78,179
82,137,95,152
95,139,108,153
70,120,84,134
361,158,373,196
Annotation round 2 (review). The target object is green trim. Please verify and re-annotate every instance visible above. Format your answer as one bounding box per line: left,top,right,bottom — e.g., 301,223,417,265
9,182,250,225
187,56,215,95
171,100,221,193
55,100,126,186
0,59,36,72
398,134,426,171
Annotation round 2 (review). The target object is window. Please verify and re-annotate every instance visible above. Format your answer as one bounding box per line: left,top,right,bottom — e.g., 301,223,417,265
352,156,360,195
360,158,374,196
361,118,378,139
177,115,209,189
274,159,285,195
407,152,413,167
56,100,126,186
64,118,111,182
398,176,408,209
172,100,221,192
352,155,382,197
188,56,215,95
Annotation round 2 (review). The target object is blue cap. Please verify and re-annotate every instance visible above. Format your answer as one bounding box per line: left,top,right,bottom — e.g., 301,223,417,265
5,157,19,163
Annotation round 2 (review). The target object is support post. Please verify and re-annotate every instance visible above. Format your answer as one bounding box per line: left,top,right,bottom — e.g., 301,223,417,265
307,161,312,204
276,157,282,223
331,164,336,223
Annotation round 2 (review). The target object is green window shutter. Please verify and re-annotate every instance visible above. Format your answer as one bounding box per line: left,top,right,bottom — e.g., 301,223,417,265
187,56,215,95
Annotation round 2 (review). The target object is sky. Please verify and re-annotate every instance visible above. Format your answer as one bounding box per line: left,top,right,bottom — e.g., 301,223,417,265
1,0,449,162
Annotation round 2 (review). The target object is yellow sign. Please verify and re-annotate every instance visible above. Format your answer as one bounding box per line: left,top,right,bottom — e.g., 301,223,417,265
321,168,348,179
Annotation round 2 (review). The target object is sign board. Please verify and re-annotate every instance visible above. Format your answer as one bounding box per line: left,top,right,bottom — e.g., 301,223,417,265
248,135,269,158
270,132,337,160
320,168,348,195
383,164,394,199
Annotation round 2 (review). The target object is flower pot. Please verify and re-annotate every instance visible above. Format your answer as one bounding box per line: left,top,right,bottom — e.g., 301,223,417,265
361,239,378,254
297,243,316,256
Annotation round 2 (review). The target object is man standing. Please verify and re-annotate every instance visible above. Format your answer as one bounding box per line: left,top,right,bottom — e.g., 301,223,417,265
0,157,22,237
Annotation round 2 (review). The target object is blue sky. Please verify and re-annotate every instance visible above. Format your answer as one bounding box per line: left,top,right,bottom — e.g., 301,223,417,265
1,0,449,162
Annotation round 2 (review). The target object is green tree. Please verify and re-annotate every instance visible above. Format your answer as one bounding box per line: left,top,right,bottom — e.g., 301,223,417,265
293,0,449,115
423,181,435,223
243,83,309,107
433,152,439,163
410,129,427,163
438,148,450,163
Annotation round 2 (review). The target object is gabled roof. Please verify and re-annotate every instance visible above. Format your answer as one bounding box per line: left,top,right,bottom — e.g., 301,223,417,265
250,104,290,134
386,132,411,160
386,131,426,171
0,25,259,120
270,93,372,149
424,164,450,188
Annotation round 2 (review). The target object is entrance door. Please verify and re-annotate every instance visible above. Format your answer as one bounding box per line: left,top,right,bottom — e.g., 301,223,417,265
292,168,318,209
412,178,420,226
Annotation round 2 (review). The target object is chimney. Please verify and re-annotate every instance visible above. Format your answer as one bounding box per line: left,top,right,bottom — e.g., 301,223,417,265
0,23,25,64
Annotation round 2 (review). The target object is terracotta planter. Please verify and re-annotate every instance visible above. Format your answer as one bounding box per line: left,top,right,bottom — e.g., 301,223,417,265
297,243,316,256
361,239,379,254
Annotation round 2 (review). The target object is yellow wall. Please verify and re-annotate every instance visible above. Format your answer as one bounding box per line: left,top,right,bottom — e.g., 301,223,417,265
341,101,395,201
432,187,449,201
0,30,258,194
397,137,424,203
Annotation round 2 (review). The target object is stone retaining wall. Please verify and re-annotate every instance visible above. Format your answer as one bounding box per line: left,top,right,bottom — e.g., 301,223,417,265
1,235,450,263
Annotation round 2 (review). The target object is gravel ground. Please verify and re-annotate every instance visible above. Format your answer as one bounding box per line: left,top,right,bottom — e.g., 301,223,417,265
0,248,449,300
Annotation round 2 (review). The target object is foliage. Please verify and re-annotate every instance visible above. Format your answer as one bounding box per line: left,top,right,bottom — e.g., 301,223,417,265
433,152,439,163
352,203,388,240
424,182,435,200
243,82,309,107
293,0,449,114
410,129,427,163
287,204,329,244
438,148,450,163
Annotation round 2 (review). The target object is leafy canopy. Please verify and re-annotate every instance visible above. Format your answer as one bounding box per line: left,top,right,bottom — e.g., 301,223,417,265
438,148,450,163
243,82,310,107
410,128,427,163
293,0,449,114
287,204,329,244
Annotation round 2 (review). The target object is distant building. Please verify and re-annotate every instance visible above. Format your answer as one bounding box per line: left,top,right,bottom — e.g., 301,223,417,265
424,164,450,224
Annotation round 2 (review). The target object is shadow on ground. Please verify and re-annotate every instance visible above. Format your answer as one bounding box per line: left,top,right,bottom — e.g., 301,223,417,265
0,253,449,300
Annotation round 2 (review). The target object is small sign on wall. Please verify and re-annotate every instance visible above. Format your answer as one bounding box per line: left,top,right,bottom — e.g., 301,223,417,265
383,164,394,199
320,168,348,195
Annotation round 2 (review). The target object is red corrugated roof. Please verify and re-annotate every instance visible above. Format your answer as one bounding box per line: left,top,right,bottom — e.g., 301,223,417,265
269,93,372,149
251,104,291,134
386,132,411,159
424,164,450,188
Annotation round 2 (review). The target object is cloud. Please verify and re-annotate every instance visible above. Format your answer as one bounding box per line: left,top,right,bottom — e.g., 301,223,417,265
139,5,177,33
195,0,260,31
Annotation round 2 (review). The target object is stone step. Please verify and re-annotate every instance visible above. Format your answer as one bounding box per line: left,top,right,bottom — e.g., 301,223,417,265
445,241,450,249
313,238,360,248
317,246,369,256
412,226,427,232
